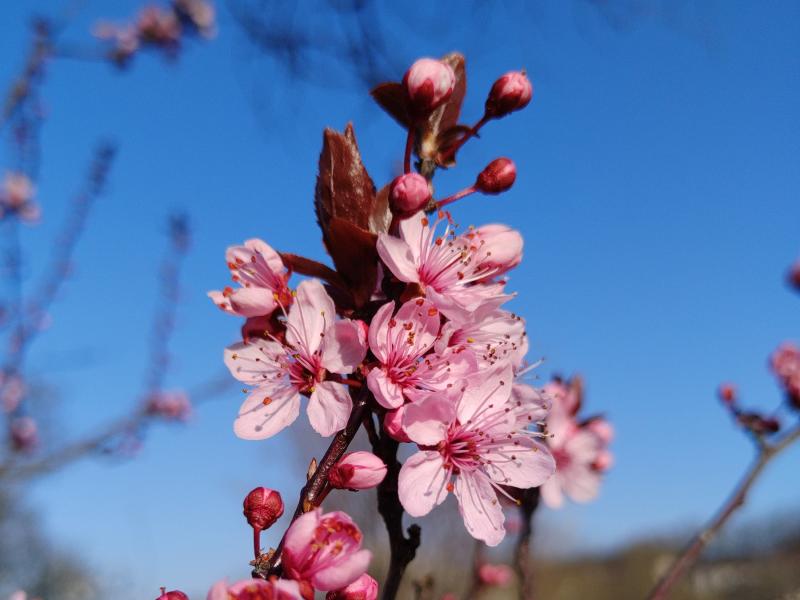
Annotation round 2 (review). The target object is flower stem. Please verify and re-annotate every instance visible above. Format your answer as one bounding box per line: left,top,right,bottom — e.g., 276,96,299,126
646,423,800,600
438,114,489,164
404,128,415,174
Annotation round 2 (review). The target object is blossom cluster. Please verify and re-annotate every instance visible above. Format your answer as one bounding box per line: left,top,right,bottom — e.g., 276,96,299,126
200,53,610,599
94,0,215,67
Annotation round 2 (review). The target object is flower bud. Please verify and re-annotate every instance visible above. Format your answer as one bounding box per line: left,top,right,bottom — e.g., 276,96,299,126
477,564,513,587
586,418,614,444
485,70,533,118
403,58,455,117
243,486,284,531
592,450,614,472
156,589,189,600
389,173,431,217
718,383,737,407
10,417,38,453
475,158,516,195
326,574,379,600
383,406,411,443
329,451,387,490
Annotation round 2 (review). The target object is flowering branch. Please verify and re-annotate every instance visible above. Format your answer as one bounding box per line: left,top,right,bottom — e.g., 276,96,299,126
647,422,800,600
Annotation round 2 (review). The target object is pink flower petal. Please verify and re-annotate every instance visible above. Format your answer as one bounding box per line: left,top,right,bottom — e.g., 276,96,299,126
367,368,404,409
398,450,448,517
312,549,372,591
307,381,352,436
454,473,505,546
376,234,419,283
322,319,368,375
402,394,454,445
233,388,300,440
368,302,395,362
286,279,335,356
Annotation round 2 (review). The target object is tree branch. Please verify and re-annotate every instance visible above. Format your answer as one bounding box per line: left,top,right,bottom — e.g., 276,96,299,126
513,487,540,600
370,429,421,600
646,423,800,600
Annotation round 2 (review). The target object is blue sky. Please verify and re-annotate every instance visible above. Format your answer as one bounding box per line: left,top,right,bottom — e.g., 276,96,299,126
1,0,799,597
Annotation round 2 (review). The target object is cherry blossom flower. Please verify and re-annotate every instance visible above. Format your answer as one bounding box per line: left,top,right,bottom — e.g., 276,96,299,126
398,365,555,545
207,578,302,600
282,509,372,593
539,379,609,508
173,0,216,37
0,172,39,223
770,342,800,405
145,390,192,421
10,417,38,453
367,298,476,408
325,574,378,600
225,279,367,439
465,224,523,280
377,213,513,319
209,238,291,318
329,451,387,490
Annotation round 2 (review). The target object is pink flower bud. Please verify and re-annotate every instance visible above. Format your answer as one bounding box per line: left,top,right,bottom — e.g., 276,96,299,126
243,486,284,531
718,383,737,407
156,589,189,600
10,417,38,453
477,563,513,587
485,70,533,118
389,173,430,217
329,451,387,490
475,158,516,195
145,390,192,421
326,574,379,600
383,406,411,443
403,58,456,117
593,450,614,472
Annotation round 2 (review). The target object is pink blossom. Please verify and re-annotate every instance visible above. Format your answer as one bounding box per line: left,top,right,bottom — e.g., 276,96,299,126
1,172,39,223
477,563,513,587
10,417,38,453
436,306,526,367
209,238,291,318
282,509,372,592
174,0,216,37
403,58,456,116
329,451,387,490
145,390,192,421
136,6,181,47
207,578,302,600
485,71,533,119
398,365,555,545
539,381,607,508
156,590,189,600
770,342,800,404
325,574,378,600
376,213,512,319
367,298,476,408
226,279,367,439
1,374,25,413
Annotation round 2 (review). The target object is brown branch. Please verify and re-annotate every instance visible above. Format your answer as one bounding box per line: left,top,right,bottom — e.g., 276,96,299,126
253,388,371,578
370,428,421,600
513,487,540,600
647,423,800,600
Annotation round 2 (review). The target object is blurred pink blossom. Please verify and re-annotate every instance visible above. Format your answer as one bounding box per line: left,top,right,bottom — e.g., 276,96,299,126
478,563,514,587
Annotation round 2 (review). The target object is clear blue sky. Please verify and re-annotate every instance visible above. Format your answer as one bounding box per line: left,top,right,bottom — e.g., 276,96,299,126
1,1,799,597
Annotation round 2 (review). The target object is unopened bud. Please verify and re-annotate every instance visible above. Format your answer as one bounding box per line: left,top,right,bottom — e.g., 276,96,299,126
243,486,284,531
475,158,516,195
156,589,189,600
737,412,780,435
718,383,737,407
383,406,411,443
485,70,533,119
326,574,379,600
329,451,387,490
389,173,431,217
592,450,614,472
477,564,513,587
403,58,455,117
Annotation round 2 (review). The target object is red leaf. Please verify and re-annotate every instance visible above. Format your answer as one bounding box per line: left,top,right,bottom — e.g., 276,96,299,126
325,218,378,309
370,82,412,128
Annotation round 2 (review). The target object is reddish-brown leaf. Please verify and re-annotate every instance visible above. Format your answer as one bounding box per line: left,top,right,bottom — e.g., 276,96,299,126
314,123,377,244
431,53,467,137
279,252,347,290
325,217,378,309
367,183,392,235
370,82,412,128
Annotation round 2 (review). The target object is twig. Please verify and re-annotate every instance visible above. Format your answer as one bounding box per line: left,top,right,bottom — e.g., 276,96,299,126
513,487,540,600
646,423,800,600
253,388,371,578
370,428,421,600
